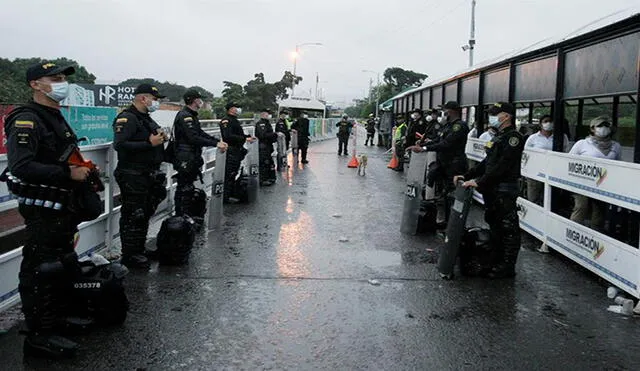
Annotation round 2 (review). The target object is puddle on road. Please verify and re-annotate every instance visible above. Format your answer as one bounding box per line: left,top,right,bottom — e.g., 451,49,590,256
355,250,402,268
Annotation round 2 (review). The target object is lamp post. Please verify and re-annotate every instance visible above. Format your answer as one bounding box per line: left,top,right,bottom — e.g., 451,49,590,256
362,70,380,117
291,42,323,96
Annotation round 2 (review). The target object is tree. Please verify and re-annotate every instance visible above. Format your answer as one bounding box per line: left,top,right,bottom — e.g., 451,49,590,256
273,71,303,101
0,57,96,104
383,67,428,91
221,81,245,107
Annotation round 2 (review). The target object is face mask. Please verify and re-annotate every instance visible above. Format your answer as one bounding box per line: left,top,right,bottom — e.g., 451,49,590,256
541,122,553,131
426,116,433,122
42,81,70,102
236,108,243,115
147,99,160,113
267,114,272,119
437,115,447,124
595,127,611,138
488,115,501,128
411,113,419,120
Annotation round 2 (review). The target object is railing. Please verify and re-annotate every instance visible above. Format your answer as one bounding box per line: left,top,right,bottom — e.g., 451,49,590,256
0,118,338,312
464,137,640,298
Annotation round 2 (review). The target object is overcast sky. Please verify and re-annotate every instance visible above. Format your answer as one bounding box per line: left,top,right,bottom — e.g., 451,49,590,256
1,0,638,107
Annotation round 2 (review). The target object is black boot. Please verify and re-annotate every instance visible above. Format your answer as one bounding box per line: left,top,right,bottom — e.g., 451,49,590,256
23,333,78,359
486,247,520,279
121,254,150,270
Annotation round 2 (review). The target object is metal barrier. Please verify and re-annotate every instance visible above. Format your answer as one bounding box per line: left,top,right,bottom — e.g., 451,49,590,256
464,137,640,298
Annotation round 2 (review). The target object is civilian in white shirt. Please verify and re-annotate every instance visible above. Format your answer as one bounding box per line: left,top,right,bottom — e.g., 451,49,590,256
524,115,570,206
568,116,622,232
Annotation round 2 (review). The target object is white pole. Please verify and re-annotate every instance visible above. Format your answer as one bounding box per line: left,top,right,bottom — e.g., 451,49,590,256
469,0,476,67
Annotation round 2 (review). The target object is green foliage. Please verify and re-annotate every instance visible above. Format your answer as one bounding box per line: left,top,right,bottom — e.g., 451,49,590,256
221,71,303,114
0,57,96,104
383,67,428,91
198,109,214,120
119,78,214,102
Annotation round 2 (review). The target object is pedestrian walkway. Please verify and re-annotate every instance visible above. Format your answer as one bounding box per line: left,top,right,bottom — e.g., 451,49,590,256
1,138,639,370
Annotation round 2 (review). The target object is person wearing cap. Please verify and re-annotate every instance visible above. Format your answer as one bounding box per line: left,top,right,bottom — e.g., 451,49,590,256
171,89,228,219
254,108,277,185
275,110,291,151
1,61,91,358
406,108,428,149
454,102,524,278
219,102,255,203
112,83,169,270
336,114,353,156
365,113,376,146
524,114,569,207
568,116,621,231
291,112,311,164
408,101,469,227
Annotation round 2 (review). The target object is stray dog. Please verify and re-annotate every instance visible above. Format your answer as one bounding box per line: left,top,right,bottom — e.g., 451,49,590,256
357,154,368,176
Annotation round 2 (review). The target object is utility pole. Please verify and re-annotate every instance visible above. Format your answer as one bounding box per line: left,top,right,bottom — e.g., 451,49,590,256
468,0,476,67
374,72,380,118
368,78,373,104
292,45,299,96
315,72,319,100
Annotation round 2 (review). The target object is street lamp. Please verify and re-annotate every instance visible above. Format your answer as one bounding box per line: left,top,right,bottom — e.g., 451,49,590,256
362,69,381,117
291,42,323,96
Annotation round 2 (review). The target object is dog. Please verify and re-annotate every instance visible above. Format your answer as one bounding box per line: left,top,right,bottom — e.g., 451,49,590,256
357,154,368,176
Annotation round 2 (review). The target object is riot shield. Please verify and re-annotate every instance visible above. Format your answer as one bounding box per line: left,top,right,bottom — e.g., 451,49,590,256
276,132,287,171
208,149,226,232
246,140,259,203
400,151,429,235
291,129,299,155
424,151,437,200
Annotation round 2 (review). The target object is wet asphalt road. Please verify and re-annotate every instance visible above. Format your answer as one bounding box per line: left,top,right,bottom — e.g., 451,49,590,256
1,138,640,370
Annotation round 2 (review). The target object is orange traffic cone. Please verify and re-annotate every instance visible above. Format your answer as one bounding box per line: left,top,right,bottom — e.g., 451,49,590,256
348,154,359,168
387,152,399,169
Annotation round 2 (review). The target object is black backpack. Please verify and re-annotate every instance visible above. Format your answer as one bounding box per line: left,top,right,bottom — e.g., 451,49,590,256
156,215,196,265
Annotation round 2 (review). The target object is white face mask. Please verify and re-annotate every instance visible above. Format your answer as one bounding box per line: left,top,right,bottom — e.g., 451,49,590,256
437,115,448,124
488,115,501,128
235,108,243,115
267,114,273,119
541,122,553,131
42,81,70,102
595,126,611,138
147,100,160,113
426,116,433,122
411,113,419,120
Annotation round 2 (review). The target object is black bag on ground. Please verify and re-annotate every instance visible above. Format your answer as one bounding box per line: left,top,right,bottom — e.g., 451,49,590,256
68,261,130,326
229,169,249,203
459,227,494,277
417,199,437,233
156,215,195,265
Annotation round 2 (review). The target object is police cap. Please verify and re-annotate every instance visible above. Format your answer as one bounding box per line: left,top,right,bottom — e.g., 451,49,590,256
260,108,273,114
439,101,461,111
183,89,202,104
225,102,241,111
26,61,75,83
486,102,515,116
133,83,166,98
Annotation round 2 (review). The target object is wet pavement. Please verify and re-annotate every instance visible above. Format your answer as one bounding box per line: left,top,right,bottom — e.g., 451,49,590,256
1,138,640,370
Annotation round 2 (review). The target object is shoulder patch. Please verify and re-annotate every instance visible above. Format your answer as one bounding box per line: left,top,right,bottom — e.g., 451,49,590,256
184,117,193,122
14,120,34,129
453,124,461,132
116,117,128,123
509,137,520,147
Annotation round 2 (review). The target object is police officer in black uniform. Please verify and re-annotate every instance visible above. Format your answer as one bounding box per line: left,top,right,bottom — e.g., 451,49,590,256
219,102,255,203
172,89,227,216
406,108,428,148
365,113,376,146
408,101,469,226
291,112,311,164
113,84,168,270
275,110,291,150
454,102,524,278
2,61,90,358
254,108,277,185
336,114,353,156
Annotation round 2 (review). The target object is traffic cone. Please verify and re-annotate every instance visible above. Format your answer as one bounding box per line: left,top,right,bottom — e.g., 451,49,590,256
347,120,359,168
387,152,399,169
348,154,359,168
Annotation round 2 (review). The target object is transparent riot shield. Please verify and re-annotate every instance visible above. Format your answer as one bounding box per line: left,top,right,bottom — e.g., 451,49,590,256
246,139,259,203
424,151,437,200
276,132,287,171
400,151,429,235
208,148,226,232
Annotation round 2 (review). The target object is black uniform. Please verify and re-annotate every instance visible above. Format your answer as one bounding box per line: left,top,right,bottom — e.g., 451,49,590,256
275,119,290,149
464,125,524,277
172,106,219,215
113,105,167,265
254,118,277,184
219,114,249,201
336,119,353,155
365,118,376,146
424,117,469,222
406,117,428,148
3,101,83,356
291,117,310,162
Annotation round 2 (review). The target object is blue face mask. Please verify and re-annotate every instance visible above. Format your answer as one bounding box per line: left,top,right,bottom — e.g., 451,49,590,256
42,81,69,102
488,115,501,128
